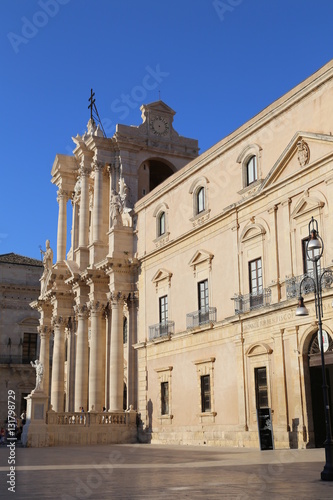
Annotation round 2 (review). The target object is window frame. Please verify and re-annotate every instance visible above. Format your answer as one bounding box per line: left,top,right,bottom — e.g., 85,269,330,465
158,211,166,236
246,155,258,186
200,374,211,413
22,332,37,364
161,381,169,415
197,186,205,214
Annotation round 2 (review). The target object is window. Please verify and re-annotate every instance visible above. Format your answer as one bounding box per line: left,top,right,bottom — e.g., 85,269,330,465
255,367,269,409
198,279,209,324
158,211,165,236
22,333,37,364
249,258,263,308
201,374,211,412
159,295,168,335
161,381,169,415
246,156,257,185
197,187,205,213
123,317,128,344
302,237,320,275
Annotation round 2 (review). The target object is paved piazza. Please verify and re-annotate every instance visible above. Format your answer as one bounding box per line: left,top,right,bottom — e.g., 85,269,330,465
1,444,333,499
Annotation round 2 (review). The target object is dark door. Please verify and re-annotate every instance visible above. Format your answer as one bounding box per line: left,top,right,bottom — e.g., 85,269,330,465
255,366,274,450
309,364,333,447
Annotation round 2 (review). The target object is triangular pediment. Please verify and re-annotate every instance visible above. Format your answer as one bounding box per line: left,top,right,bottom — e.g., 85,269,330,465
188,250,214,270
291,192,325,219
152,268,173,285
141,100,176,116
261,132,333,190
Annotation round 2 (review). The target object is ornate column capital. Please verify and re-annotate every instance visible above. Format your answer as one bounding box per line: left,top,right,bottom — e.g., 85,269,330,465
51,315,65,328
87,300,106,315
74,304,89,318
57,188,70,203
108,291,127,307
93,160,106,173
37,325,52,337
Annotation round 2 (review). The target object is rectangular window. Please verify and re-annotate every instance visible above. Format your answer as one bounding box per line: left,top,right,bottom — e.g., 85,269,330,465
161,381,169,415
198,279,209,324
255,367,269,409
249,258,263,309
246,156,257,185
201,374,211,412
22,333,37,364
302,238,320,275
159,295,168,335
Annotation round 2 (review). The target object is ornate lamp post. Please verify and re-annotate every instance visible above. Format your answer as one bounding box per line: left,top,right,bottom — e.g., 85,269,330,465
295,216,333,481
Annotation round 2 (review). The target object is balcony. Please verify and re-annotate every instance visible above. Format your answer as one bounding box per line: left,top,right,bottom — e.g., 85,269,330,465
149,321,175,340
186,307,217,329
232,288,272,314
286,268,333,299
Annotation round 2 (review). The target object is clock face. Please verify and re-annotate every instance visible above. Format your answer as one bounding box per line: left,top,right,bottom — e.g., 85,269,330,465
150,116,169,136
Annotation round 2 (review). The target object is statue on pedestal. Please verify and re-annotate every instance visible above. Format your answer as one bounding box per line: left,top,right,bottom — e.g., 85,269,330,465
40,240,53,274
30,360,43,391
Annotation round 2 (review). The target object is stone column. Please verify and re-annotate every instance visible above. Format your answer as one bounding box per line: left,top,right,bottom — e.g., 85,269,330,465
79,165,90,248
88,301,106,411
109,293,124,411
92,162,104,243
56,189,69,262
127,294,138,409
38,326,51,398
50,316,66,412
74,305,89,412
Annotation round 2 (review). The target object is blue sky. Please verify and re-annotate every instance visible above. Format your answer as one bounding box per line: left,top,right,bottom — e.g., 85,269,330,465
1,0,333,260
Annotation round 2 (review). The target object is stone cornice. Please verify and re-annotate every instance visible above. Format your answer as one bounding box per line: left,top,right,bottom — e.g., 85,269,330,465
134,61,333,213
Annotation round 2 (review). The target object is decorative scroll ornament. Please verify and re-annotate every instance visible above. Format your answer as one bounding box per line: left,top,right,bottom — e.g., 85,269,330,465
297,140,310,167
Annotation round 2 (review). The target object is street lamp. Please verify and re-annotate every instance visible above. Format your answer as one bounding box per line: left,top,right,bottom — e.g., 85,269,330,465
296,216,333,481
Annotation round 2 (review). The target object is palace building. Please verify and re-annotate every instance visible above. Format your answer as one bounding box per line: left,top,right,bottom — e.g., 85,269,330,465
30,60,333,449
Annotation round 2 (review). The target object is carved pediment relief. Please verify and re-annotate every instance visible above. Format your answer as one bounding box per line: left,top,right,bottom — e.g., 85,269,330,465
261,132,333,190
188,250,214,271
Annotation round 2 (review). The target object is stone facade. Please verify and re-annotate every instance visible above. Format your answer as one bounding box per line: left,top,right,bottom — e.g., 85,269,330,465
32,60,333,449
0,253,43,424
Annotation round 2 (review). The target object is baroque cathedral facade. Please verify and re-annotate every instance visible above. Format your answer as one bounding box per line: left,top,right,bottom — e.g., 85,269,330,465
32,60,333,449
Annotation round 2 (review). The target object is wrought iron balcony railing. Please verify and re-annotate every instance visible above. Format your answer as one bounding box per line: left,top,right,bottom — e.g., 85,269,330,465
232,288,272,314
186,307,217,329
285,268,333,299
149,321,175,340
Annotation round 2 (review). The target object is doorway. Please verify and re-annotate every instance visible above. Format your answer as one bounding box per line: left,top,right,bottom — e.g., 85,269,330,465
255,366,274,450
308,331,333,447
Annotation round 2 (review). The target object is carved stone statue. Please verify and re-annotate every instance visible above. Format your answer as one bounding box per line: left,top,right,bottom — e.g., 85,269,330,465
30,360,43,391
110,189,123,227
41,240,53,273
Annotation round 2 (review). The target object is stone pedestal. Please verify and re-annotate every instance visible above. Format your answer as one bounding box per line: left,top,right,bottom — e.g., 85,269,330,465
21,391,49,447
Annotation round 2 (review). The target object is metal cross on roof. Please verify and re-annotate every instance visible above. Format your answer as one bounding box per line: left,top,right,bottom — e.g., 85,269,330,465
88,88,95,121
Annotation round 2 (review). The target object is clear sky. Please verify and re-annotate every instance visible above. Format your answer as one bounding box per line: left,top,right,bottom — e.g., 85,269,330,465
1,0,333,260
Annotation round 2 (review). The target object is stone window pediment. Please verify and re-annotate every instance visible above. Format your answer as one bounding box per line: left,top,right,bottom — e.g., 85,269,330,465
188,250,214,273
152,268,173,290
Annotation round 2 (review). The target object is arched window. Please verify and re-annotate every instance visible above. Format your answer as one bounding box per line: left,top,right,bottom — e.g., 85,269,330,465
246,156,257,185
158,212,166,236
197,187,205,214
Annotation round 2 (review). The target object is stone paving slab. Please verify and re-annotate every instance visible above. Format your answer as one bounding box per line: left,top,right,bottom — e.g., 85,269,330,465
1,444,333,499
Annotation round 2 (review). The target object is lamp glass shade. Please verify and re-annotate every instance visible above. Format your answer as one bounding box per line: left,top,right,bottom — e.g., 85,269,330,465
308,237,321,251
296,297,309,316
